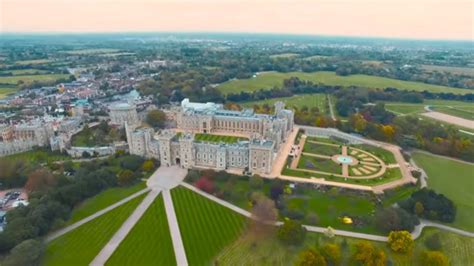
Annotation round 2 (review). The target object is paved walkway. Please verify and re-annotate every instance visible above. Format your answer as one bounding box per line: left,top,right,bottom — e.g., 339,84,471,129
412,219,474,239
327,94,336,121
45,188,150,243
90,189,161,266
163,190,188,266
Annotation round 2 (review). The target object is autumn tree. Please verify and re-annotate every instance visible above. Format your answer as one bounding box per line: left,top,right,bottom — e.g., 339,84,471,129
420,251,449,266
295,248,327,266
195,177,215,193
321,243,341,266
388,231,414,253
249,193,278,237
141,160,155,172
351,242,386,266
117,170,135,186
277,219,306,245
146,109,167,128
25,168,56,193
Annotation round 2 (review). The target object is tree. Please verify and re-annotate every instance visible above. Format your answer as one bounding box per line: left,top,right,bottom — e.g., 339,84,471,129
375,207,419,233
24,168,56,193
250,194,278,237
398,188,456,223
249,175,264,189
414,202,424,216
277,219,306,245
321,243,341,266
420,251,449,266
146,110,167,128
82,151,91,158
351,242,386,266
195,177,215,193
141,160,155,172
388,231,414,253
4,239,43,266
424,233,442,251
295,248,327,266
117,170,135,186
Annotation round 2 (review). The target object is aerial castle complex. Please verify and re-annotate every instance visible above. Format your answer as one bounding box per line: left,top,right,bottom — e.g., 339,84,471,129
125,98,294,175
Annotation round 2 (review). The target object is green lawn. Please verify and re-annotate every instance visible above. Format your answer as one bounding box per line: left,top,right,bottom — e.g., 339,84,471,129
194,133,248,144
218,71,472,95
4,149,70,164
0,73,70,85
421,64,474,76
0,69,50,75
106,195,176,266
172,186,247,265
297,155,342,174
412,152,474,231
303,141,341,156
66,182,147,225
241,94,329,113
351,144,397,164
43,194,146,266
382,99,473,118
0,87,18,98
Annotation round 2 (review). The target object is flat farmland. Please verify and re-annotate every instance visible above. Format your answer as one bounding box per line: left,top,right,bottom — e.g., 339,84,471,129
0,87,18,98
43,194,146,266
421,64,474,76
171,186,247,266
269,53,299,59
241,93,329,113
0,74,70,85
218,71,472,95
106,195,176,266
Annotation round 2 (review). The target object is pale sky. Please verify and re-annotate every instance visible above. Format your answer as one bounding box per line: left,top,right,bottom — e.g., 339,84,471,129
1,0,473,40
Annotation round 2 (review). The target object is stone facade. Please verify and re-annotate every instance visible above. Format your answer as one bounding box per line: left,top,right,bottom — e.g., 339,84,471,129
109,102,140,128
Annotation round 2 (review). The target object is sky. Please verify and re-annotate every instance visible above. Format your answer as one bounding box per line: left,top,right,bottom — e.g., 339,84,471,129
1,0,472,40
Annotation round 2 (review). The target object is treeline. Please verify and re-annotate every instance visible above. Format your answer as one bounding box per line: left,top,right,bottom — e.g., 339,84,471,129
0,153,156,264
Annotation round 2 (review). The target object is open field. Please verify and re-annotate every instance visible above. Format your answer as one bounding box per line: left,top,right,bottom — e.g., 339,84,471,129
0,74,70,85
412,152,474,231
217,228,474,265
63,48,121,55
218,71,472,95
0,69,50,75
195,133,247,144
65,182,146,225
0,87,18,98
382,99,473,118
106,195,176,266
241,94,329,113
269,53,299,59
43,194,146,266
14,59,54,65
4,149,70,164
422,111,474,130
172,186,247,266
421,64,474,76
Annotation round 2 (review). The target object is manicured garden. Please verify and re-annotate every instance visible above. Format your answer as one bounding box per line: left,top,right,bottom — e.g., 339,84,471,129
351,144,397,164
303,141,341,156
412,152,474,231
297,155,342,174
171,186,247,265
106,195,176,266
65,182,147,225
194,133,247,144
43,194,147,266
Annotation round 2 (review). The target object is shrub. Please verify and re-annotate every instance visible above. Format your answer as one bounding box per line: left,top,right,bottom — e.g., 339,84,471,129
420,251,449,266
321,243,341,265
141,160,155,172
424,233,442,251
375,207,419,233
388,231,414,253
3,239,43,266
249,175,264,189
195,177,215,194
277,219,306,245
398,188,456,223
351,242,386,266
295,248,326,266
117,170,135,186
307,212,320,225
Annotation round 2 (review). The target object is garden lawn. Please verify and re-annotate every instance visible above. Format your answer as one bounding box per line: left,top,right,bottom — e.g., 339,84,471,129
412,152,474,231
217,71,471,95
303,141,341,156
241,94,328,114
43,194,146,266
351,144,397,164
106,194,175,266
172,186,247,266
66,182,147,225
195,133,247,144
297,155,342,174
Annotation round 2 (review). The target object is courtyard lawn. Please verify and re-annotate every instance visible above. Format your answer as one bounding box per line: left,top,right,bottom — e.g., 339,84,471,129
43,194,146,266
303,141,341,156
106,195,176,266
412,152,474,231
65,182,147,225
297,155,342,174
217,71,472,95
0,73,70,85
241,93,329,114
171,186,247,266
306,136,345,145
194,133,248,144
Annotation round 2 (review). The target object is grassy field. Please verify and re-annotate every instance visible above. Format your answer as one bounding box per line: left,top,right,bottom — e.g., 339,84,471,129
421,64,474,76
195,133,247,144
0,87,18,98
43,194,146,266
216,228,474,265
412,152,474,232
65,182,147,225
0,73,70,85
431,106,474,120
4,149,70,164
241,94,329,113
218,71,472,95
172,186,247,266
106,195,176,266
0,69,50,75
64,48,120,55
269,53,299,59
382,99,473,118
14,59,54,65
